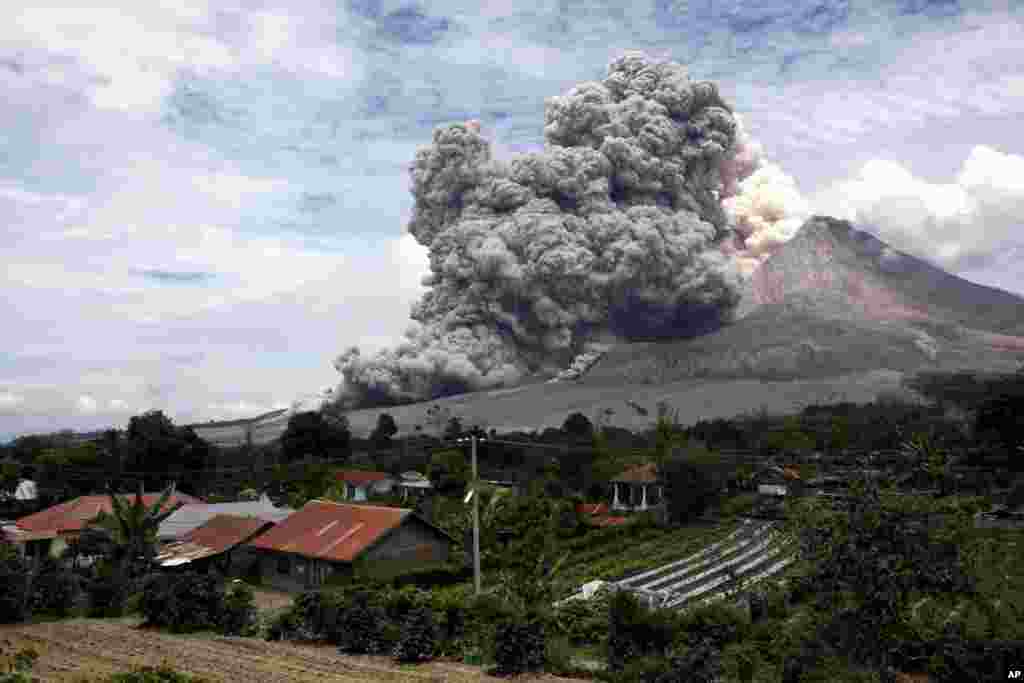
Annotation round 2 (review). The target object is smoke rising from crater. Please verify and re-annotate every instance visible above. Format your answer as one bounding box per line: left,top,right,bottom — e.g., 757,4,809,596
334,51,806,408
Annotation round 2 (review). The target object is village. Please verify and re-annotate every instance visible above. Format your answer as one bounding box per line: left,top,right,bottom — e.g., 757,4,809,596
0,374,1022,682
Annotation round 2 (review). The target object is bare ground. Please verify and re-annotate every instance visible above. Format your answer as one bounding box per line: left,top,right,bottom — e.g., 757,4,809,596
0,618,590,683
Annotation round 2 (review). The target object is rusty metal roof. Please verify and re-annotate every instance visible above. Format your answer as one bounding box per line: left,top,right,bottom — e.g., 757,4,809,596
576,502,609,516
335,470,392,485
15,492,205,536
612,463,660,483
156,514,273,567
246,500,411,562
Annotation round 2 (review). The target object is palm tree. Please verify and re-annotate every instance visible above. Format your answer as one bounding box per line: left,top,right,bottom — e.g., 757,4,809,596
89,482,183,580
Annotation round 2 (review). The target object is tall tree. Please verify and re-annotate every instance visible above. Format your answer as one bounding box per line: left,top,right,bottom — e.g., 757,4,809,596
371,413,399,449
280,411,350,463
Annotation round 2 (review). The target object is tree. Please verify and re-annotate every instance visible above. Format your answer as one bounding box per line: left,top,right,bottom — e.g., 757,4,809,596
662,454,719,525
123,410,214,493
371,413,399,448
428,449,469,496
281,411,350,463
562,412,593,441
443,416,463,441
89,482,183,582
784,472,979,675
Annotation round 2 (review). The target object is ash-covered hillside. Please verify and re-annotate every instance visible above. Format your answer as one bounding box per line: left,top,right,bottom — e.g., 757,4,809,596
581,215,1024,387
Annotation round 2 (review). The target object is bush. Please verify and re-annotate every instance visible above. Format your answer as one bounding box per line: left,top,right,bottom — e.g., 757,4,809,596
0,549,32,624
607,591,677,671
0,645,38,683
337,592,387,654
393,605,438,663
29,556,83,618
138,572,225,633
86,570,128,618
493,616,546,675
220,581,256,636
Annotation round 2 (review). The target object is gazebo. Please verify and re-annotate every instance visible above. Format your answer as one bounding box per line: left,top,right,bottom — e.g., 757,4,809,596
611,463,664,512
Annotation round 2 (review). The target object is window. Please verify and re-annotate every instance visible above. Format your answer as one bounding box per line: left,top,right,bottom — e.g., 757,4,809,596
277,554,291,574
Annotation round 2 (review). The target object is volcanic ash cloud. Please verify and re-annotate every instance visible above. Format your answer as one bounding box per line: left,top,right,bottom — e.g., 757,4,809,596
335,51,790,408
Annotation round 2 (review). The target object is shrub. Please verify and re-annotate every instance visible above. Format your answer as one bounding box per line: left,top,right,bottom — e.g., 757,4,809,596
392,605,438,663
607,591,678,671
337,592,387,654
86,570,128,618
266,608,316,642
139,572,225,633
220,581,256,636
493,616,546,675
29,556,83,618
0,644,38,683
0,549,32,624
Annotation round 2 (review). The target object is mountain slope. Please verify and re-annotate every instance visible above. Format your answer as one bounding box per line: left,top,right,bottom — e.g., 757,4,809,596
340,215,1024,436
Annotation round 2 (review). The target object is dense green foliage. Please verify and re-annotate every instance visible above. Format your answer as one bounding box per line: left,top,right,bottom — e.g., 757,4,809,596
493,617,546,674
280,410,351,463
139,571,227,633
392,605,438,663
0,546,32,624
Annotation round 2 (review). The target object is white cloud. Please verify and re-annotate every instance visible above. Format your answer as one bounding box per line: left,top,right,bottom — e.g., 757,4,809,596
192,172,289,209
76,395,99,414
108,399,130,412
812,145,1024,272
0,392,25,411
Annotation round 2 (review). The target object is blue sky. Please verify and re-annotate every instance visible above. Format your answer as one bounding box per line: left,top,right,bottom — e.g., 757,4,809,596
2,0,1023,440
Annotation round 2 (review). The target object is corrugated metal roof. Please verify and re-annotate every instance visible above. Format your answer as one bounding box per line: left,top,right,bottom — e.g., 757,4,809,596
612,463,660,483
247,500,411,562
335,470,392,485
156,514,273,567
16,492,205,536
576,502,609,516
0,480,37,502
158,496,293,540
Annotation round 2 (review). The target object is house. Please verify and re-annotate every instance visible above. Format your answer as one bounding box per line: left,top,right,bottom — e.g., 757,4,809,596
396,471,434,502
334,470,395,502
245,500,455,592
611,463,665,512
158,493,293,542
155,513,275,574
7,491,205,561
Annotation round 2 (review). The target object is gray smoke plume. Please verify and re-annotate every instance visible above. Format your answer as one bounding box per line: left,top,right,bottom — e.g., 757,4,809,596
335,51,766,408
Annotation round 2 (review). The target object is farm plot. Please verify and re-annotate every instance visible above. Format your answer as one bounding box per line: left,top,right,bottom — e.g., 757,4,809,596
0,618,589,683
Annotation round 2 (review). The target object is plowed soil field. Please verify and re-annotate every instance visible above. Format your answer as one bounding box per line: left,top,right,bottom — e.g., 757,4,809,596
0,618,588,683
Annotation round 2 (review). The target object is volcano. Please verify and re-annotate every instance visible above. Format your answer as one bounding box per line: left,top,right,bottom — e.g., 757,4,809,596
341,215,1024,437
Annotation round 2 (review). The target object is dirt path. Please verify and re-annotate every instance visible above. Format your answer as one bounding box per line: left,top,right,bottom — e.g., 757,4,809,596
0,618,590,683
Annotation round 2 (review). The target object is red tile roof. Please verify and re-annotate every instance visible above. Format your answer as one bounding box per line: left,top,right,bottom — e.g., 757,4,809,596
247,500,411,562
612,463,660,483
335,470,392,485
15,492,205,537
156,514,273,567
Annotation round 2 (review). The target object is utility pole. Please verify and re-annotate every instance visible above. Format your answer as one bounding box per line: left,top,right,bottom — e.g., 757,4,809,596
472,433,481,597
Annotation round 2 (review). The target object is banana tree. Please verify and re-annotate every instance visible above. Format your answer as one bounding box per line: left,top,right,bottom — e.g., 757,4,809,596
89,482,183,580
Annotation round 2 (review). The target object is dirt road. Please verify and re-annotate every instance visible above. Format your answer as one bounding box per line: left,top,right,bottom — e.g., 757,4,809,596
0,618,588,683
